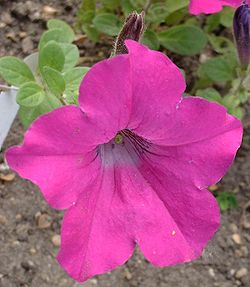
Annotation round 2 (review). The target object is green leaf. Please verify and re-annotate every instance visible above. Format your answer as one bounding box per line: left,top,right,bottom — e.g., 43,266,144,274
198,56,235,82
142,30,160,50
77,0,96,25
205,13,221,33
59,43,79,72
214,192,238,211
39,41,65,73
0,56,35,87
19,94,62,128
93,13,122,36
147,3,169,25
220,7,234,28
39,29,73,50
121,0,135,15
165,0,189,13
82,25,100,43
102,0,120,10
64,67,89,104
47,19,75,43
208,34,234,54
42,66,66,97
238,90,250,104
231,107,244,119
165,8,187,26
196,88,223,104
158,25,207,56
16,82,45,107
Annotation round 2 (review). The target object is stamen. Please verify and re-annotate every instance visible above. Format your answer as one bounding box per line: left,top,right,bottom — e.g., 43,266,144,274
114,133,123,144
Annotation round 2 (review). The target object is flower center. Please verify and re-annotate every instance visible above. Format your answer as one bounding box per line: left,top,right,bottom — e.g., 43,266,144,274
99,129,151,166
118,129,151,155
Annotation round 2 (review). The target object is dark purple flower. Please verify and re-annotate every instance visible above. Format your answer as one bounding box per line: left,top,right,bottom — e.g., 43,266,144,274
233,1,250,67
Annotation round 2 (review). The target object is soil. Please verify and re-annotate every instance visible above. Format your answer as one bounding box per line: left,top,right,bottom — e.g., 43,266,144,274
0,1,250,287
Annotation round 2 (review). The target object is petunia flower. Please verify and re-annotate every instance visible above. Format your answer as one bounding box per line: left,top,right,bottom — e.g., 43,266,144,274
5,40,243,282
189,0,249,15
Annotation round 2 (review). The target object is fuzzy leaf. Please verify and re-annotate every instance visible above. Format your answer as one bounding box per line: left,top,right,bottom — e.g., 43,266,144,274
93,13,122,36
0,57,35,87
39,29,73,50
17,82,45,107
158,25,207,56
39,41,65,73
47,19,75,43
43,66,66,97
59,43,79,72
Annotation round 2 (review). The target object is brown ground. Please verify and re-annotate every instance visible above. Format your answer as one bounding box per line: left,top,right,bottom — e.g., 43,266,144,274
0,1,250,287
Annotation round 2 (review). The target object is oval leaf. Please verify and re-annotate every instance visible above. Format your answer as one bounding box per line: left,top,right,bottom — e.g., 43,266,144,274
93,13,122,36
19,95,62,128
142,30,160,50
17,82,45,107
0,56,35,87
59,43,79,72
158,25,207,56
64,67,89,104
39,29,72,50
43,66,66,97
39,41,65,73
47,19,75,43
198,56,235,82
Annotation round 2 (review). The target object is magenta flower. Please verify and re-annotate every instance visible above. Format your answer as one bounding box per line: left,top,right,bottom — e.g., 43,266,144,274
6,41,242,282
189,0,249,15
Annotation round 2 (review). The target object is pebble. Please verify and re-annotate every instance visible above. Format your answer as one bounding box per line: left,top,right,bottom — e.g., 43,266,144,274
21,36,33,53
29,248,36,254
1,12,12,25
19,31,27,39
242,218,250,229
36,213,52,229
21,260,35,271
232,233,242,245
6,32,16,42
90,278,98,285
15,214,22,222
0,214,7,225
124,268,132,280
208,268,215,278
199,53,210,63
52,234,61,247
0,173,15,181
240,246,249,257
74,34,87,45
16,224,29,242
42,5,58,18
229,223,238,233
235,268,248,279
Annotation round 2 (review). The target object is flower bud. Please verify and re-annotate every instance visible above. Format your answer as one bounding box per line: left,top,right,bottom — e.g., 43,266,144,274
233,1,250,68
112,12,145,56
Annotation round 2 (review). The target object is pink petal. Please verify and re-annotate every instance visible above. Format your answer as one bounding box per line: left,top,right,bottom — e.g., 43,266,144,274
125,40,186,132
79,40,185,136
189,0,246,15
57,165,136,282
134,97,242,147
5,106,104,209
57,141,220,281
140,97,242,188
79,54,131,134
